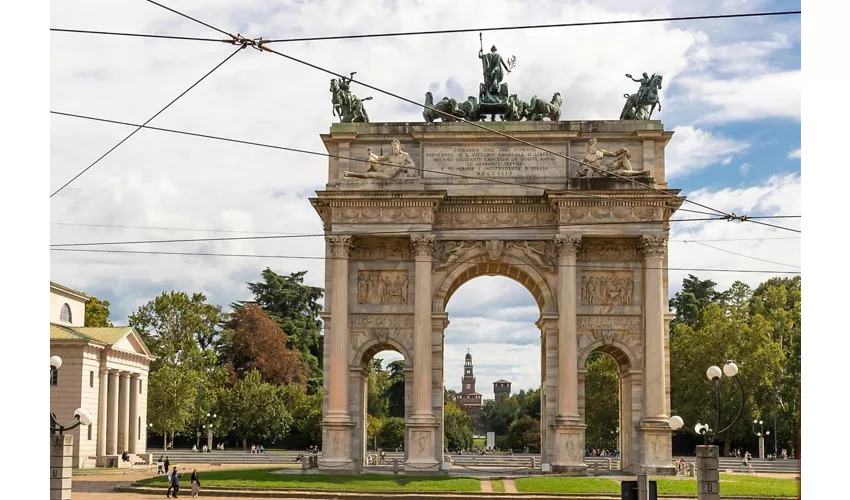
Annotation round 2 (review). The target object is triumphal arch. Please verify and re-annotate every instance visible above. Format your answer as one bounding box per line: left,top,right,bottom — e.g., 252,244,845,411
311,48,679,474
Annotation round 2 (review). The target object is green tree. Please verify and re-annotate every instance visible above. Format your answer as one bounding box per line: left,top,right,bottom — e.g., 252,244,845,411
366,357,391,419
505,416,541,452
279,383,322,448
147,364,199,449
84,296,113,327
670,296,785,454
236,269,324,380
669,275,728,329
378,417,405,450
386,360,406,418
129,291,222,371
444,400,474,450
480,396,520,436
220,370,292,450
584,352,619,451
366,415,384,451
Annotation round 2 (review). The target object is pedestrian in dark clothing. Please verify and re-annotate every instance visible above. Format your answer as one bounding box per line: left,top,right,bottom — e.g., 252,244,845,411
167,467,180,498
190,469,201,497
164,457,170,473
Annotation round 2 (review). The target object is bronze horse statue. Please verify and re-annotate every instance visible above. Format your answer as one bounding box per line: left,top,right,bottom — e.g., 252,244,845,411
331,77,371,123
620,74,663,120
527,92,563,121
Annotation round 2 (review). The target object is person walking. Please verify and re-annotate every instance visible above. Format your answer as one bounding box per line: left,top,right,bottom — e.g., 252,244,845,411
190,469,201,497
157,456,164,475
167,467,180,498
164,457,170,475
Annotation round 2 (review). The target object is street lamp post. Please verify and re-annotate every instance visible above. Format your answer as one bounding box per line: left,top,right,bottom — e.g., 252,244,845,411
202,412,217,451
752,420,769,458
669,361,746,500
50,356,94,500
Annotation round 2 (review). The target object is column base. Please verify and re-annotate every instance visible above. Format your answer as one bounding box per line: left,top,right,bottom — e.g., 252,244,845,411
551,420,587,474
404,420,440,473
635,421,676,475
320,419,356,472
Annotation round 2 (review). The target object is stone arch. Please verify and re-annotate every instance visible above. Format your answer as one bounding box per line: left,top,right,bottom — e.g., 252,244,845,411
433,253,557,313
353,338,412,369
578,339,638,373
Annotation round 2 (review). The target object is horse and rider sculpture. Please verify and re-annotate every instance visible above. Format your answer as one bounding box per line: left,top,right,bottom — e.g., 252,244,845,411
328,37,662,124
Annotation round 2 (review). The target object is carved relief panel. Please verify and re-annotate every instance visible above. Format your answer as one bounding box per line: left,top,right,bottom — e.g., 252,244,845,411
581,271,634,306
351,237,412,261
357,271,409,304
577,239,641,261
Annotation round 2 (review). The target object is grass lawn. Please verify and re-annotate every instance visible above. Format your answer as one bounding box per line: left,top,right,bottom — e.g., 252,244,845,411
655,474,800,498
138,468,480,492
473,437,486,448
516,474,800,497
515,477,620,493
491,479,505,493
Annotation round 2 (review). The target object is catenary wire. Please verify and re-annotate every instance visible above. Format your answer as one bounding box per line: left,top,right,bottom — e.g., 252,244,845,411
49,28,231,43
50,110,718,217
49,221,802,241
49,45,246,198
50,11,802,45
685,241,800,269
48,216,799,248
144,0,234,39
49,248,802,275
261,11,802,43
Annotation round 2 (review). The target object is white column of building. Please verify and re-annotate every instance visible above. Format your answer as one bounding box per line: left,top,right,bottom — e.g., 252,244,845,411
129,374,140,454
118,372,130,453
326,235,353,420
96,368,109,456
554,235,581,420
641,234,668,420
411,234,436,420
106,370,119,455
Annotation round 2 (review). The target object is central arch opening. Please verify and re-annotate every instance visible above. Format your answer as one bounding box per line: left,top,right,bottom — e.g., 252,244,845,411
444,275,543,459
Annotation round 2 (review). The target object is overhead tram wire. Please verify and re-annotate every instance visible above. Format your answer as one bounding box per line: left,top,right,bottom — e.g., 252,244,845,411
50,11,802,45
49,248,802,275
49,221,803,242
138,0,791,229
686,241,800,269
48,215,800,248
49,111,720,217
49,45,247,198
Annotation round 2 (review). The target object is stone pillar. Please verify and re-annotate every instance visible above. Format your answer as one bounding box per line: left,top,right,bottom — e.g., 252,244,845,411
637,234,675,474
406,234,438,471
758,436,765,459
96,368,108,456
208,429,213,451
321,235,355,470
106,370,119,455
129,375,139,454
552,235,586,474
51,434,73,500
696,445,720,500
118,372,130,453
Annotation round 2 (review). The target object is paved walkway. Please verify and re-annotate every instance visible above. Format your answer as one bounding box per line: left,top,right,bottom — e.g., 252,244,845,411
480,479,493,492
503,478,518,493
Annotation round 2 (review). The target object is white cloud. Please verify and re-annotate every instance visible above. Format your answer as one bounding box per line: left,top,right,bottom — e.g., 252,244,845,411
665,126,749,178
721,157,733,166
739,162,749,174
788,148,801,159
677,70,801,123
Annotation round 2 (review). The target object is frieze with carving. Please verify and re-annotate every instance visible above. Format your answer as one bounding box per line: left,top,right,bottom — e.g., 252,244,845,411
506,240,557,272
434,241,485,271
349,314,414,328
565,205,657,223
333,206,433,224
357,271,409,304
434,210,557,229
577,239,641,261
351,238,412,261
581,272,634,306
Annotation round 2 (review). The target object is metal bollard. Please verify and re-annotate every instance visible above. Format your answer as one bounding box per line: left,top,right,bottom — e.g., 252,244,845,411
606,458,612,471
530,456,536,468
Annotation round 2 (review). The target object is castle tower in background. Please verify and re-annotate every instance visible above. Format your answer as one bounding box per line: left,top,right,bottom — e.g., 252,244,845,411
494,379,512,402
458,351,484,435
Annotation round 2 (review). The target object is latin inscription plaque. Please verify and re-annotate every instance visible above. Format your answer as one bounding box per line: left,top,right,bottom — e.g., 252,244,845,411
423,142,567,181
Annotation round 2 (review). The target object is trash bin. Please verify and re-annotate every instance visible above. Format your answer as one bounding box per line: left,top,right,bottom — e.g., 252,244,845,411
620,480,657,500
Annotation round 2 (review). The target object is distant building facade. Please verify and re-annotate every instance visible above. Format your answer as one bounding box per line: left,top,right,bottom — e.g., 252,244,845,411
457,352,484,435
493,379,512,401
49,282,154,467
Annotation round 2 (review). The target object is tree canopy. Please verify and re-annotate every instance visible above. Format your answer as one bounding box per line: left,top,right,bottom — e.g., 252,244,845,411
84,296,113,327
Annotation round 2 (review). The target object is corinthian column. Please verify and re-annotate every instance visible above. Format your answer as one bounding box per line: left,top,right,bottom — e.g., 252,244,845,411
96,368,108,456
641,234,668,420
118,372,130,453
321,235,355,471
129,375,140,453
410,234,436,421
326,235,353,421
106,370,119,455
554,235,581,421
406,234,439,471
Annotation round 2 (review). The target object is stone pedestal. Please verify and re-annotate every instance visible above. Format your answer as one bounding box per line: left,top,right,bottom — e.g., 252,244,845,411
637,422,676,475
551,423,587,474
404,422,439,472
696,445,720,500
51,434,73,500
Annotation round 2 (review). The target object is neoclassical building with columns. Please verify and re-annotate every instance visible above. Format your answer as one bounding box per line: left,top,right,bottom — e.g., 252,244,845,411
311,120,680,474
49,282,154,468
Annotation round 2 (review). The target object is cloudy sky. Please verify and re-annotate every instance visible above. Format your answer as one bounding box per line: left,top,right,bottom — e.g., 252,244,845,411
50,0,800,400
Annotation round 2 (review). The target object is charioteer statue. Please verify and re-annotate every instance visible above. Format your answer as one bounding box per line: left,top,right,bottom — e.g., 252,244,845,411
330,72,372,123
620,72,663,120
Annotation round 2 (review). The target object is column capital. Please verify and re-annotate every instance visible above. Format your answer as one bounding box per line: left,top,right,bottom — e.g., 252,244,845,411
640,234,668,258
119,371,132,379
327,235,353,258
554,234,582,257
130,372,141,379
411,234,436,257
